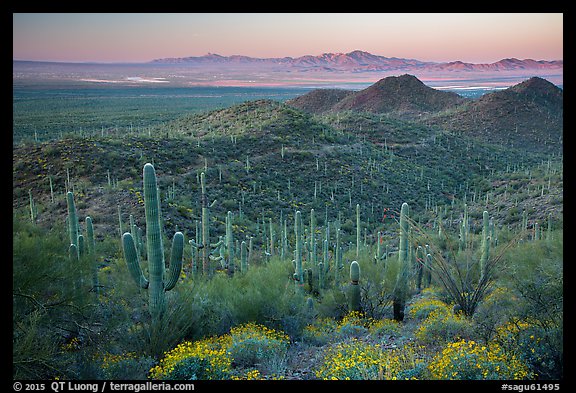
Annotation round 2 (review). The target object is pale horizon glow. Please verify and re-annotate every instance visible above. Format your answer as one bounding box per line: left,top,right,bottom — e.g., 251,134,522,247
13,13,563,64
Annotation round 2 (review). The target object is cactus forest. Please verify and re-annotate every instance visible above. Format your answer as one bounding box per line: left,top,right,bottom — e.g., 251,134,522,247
13,79,563,382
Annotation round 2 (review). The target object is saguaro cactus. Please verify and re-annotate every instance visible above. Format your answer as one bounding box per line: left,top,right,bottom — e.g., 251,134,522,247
85,216,99,298
240,240,248,273
294,211,304,292
479,210,490,280
393,202,410,321
67,191,79,249
226,211,235,275
200,172,210,275
122,163,183,322
349,261,361,312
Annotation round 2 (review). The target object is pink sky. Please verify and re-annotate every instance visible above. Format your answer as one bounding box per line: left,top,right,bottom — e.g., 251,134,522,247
13,13,563,63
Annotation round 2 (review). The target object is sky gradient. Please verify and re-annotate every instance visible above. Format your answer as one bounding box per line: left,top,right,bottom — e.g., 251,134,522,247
13,13,563,64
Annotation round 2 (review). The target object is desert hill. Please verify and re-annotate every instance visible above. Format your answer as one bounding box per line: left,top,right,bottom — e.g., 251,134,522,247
287,74,467,116
425,77,563,152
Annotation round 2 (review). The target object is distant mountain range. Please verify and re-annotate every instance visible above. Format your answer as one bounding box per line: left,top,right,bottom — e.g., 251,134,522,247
150,50,563,73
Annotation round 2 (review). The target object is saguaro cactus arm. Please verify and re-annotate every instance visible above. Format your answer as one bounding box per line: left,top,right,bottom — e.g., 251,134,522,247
123,232,149,289
165,231,184,291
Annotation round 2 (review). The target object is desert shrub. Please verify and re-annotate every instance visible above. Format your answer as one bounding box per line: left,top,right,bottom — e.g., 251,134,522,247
367,318,402,338
472,286,520,342
336,310,370,339
177,256,306,340
383,342,432,380
149,321,290,379
406,297,452,321
316,339,431,380
227,322,289,374
100,352,156,380
493,319,562,380
415,307,474,347
302,317,338,346
148,336,232,380
315,338,386,380
496,232,563,379
427,339,533,380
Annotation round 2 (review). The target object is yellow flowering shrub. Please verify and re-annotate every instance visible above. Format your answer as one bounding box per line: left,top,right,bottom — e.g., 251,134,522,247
315,339,386,380
407,297,452,320
367,318,402,338
227,322,290,371
383,342,431,380
427,339,533,380
149,322,289,379
302,317,338,345
316,339,432,380
415,307,473,346
148,335,232,380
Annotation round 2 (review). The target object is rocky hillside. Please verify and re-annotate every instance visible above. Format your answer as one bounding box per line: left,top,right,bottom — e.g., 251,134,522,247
425,77,563,153
287,74,467,117
287,75,562,154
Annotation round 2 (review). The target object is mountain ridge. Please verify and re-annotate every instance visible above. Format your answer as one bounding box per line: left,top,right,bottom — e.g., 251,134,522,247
150,50,563,73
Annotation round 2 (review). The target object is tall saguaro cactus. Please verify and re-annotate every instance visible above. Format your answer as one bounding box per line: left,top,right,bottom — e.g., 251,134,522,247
200,172,210,275
226,211,235,271
294,210,304,292
393,202,410,321
67,191,79,250
85,216,99,298
479,210,490,280
122,163,183,322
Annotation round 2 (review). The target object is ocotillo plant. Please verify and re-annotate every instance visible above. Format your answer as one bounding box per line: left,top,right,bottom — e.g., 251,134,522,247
122,163,184,322
393,202,410,321
349,261,361,312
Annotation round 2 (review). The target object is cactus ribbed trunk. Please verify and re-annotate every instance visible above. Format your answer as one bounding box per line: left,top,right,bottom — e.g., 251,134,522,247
143,163,166,320
85,216,99,298
67,191,78,248
122,163,183,324
393,202,410,321
294,211,304,293
226,211,235,275
349,261,361,312
201,172,210,276
240,240,247,273
480,210,490,280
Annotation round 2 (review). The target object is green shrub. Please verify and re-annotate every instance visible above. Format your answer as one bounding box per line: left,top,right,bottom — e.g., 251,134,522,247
428,339,533,380
227,322,290,373
302,317,338,346
100,353,156,380
148,336,232,380
415,307,474,347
